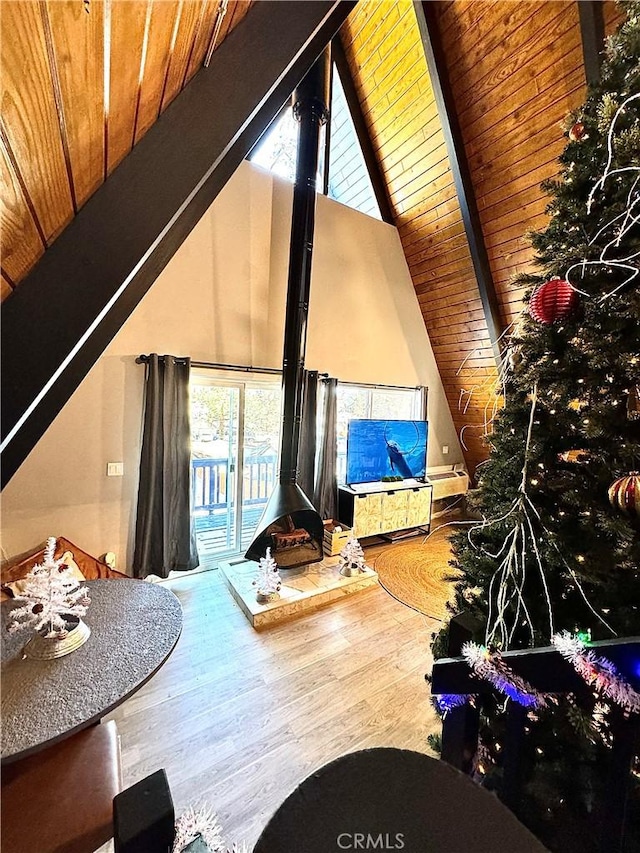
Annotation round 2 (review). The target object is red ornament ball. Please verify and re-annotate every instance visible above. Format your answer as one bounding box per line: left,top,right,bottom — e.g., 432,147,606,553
529,278,579,325
569,121,586,142
608,472,640,516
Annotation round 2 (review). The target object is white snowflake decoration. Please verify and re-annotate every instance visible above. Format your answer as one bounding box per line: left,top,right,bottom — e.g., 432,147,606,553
339,536,366,576
252,547,282,598
7,537,91,638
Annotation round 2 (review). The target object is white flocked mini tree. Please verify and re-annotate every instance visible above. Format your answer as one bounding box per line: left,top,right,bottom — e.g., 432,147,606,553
7,537,91,638
253,547,282,601
339,536,367,577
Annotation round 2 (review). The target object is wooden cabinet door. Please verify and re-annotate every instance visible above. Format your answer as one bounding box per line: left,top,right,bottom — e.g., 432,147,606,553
406,487,432,527
353,493,383,537
381,490,409,532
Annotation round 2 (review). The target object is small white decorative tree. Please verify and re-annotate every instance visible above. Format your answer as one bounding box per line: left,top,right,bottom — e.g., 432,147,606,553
253,547,282,602
339,536,367,577
172,804,248,853
7,537,91,638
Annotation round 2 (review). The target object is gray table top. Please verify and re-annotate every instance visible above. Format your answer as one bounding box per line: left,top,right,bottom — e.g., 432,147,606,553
1,579,182,763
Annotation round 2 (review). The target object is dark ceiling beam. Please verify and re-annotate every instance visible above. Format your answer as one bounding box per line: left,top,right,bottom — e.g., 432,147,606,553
578,0,605,87
414,2,504,366
1,0,356,489
331,36,395,224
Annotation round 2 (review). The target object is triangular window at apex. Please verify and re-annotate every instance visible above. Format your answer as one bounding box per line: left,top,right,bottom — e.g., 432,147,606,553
248,62,382,222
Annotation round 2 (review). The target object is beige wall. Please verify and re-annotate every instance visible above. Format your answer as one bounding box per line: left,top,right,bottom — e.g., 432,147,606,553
1,161,462,567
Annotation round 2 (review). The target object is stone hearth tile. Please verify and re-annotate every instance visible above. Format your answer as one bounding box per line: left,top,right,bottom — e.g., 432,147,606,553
219,556,378,629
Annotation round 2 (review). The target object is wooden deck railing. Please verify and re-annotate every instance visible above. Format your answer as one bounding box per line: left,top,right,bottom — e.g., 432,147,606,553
431,616,640,853
191,455,278,513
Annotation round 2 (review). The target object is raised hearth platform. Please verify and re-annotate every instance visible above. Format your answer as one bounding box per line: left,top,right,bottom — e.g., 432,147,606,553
219,556,378,629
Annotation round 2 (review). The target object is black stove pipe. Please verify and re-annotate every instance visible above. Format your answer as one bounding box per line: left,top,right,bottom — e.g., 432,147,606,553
244,50,330,567
279,50,330,484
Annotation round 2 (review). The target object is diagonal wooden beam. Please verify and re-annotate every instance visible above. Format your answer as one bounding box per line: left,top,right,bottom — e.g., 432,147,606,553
1,0,356,488
578,0,605,87
331,36,395,224
413,1,504,366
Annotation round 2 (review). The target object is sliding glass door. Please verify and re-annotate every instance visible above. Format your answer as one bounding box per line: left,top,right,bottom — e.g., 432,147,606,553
190,375,281,561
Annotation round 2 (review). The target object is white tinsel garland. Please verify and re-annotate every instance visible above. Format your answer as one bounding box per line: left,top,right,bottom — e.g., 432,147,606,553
8,537,90,638
462,641,550,708
552,631,640,715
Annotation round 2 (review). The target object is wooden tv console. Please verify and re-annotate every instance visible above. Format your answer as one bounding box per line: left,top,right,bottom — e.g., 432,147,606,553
338,480,433,539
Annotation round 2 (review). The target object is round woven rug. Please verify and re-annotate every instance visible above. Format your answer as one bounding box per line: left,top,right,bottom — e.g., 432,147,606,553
372,526,460,621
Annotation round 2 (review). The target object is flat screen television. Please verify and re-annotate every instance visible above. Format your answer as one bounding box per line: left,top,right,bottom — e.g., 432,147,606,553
345,419,428,485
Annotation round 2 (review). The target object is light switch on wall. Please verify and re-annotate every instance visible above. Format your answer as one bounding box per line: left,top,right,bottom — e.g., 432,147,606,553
442,445,449,455
107,462,124,477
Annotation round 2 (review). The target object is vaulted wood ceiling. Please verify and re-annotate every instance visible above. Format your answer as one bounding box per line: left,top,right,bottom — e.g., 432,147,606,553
1,0,253,293
0,0,627,480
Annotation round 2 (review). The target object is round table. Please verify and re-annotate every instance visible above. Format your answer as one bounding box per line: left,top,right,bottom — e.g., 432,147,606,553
1,579,182,763
254,748,548,852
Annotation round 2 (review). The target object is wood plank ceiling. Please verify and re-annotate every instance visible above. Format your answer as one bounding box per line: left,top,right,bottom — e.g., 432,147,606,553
1,0,627,480
1,0,253,292
340,0,623,477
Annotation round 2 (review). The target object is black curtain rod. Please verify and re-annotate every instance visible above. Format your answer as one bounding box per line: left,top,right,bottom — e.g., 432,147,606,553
338,380,423,392
135,355,328,378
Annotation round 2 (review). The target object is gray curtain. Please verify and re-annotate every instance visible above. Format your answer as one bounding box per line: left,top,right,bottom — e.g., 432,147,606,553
315,377,338,520
133,354,199,578
297,370,318,499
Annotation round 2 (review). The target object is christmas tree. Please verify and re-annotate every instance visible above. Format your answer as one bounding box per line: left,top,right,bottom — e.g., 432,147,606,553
433,3,639,849
253,547,282,601
8,536,91,638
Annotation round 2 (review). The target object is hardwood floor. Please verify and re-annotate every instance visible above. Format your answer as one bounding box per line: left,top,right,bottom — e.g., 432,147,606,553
105,556,444,849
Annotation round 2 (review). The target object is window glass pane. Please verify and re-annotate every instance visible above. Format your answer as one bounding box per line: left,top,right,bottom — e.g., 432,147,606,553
328,65,382,220
249,107,298,183
336,385,422,484
371,389,417,420
336,387,369,484
241,385,282,551
190,383,241,556
190,377,282,562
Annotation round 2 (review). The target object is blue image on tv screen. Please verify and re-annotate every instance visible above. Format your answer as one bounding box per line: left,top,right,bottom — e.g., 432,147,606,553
346,420,428,485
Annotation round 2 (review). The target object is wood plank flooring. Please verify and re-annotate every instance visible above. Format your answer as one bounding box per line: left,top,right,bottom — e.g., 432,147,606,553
105,556,444,848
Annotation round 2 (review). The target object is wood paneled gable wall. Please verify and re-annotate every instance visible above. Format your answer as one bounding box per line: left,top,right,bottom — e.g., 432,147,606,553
340,0,612,477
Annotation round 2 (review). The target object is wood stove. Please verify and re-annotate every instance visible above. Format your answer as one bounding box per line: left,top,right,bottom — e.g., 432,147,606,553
245,50,330,570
